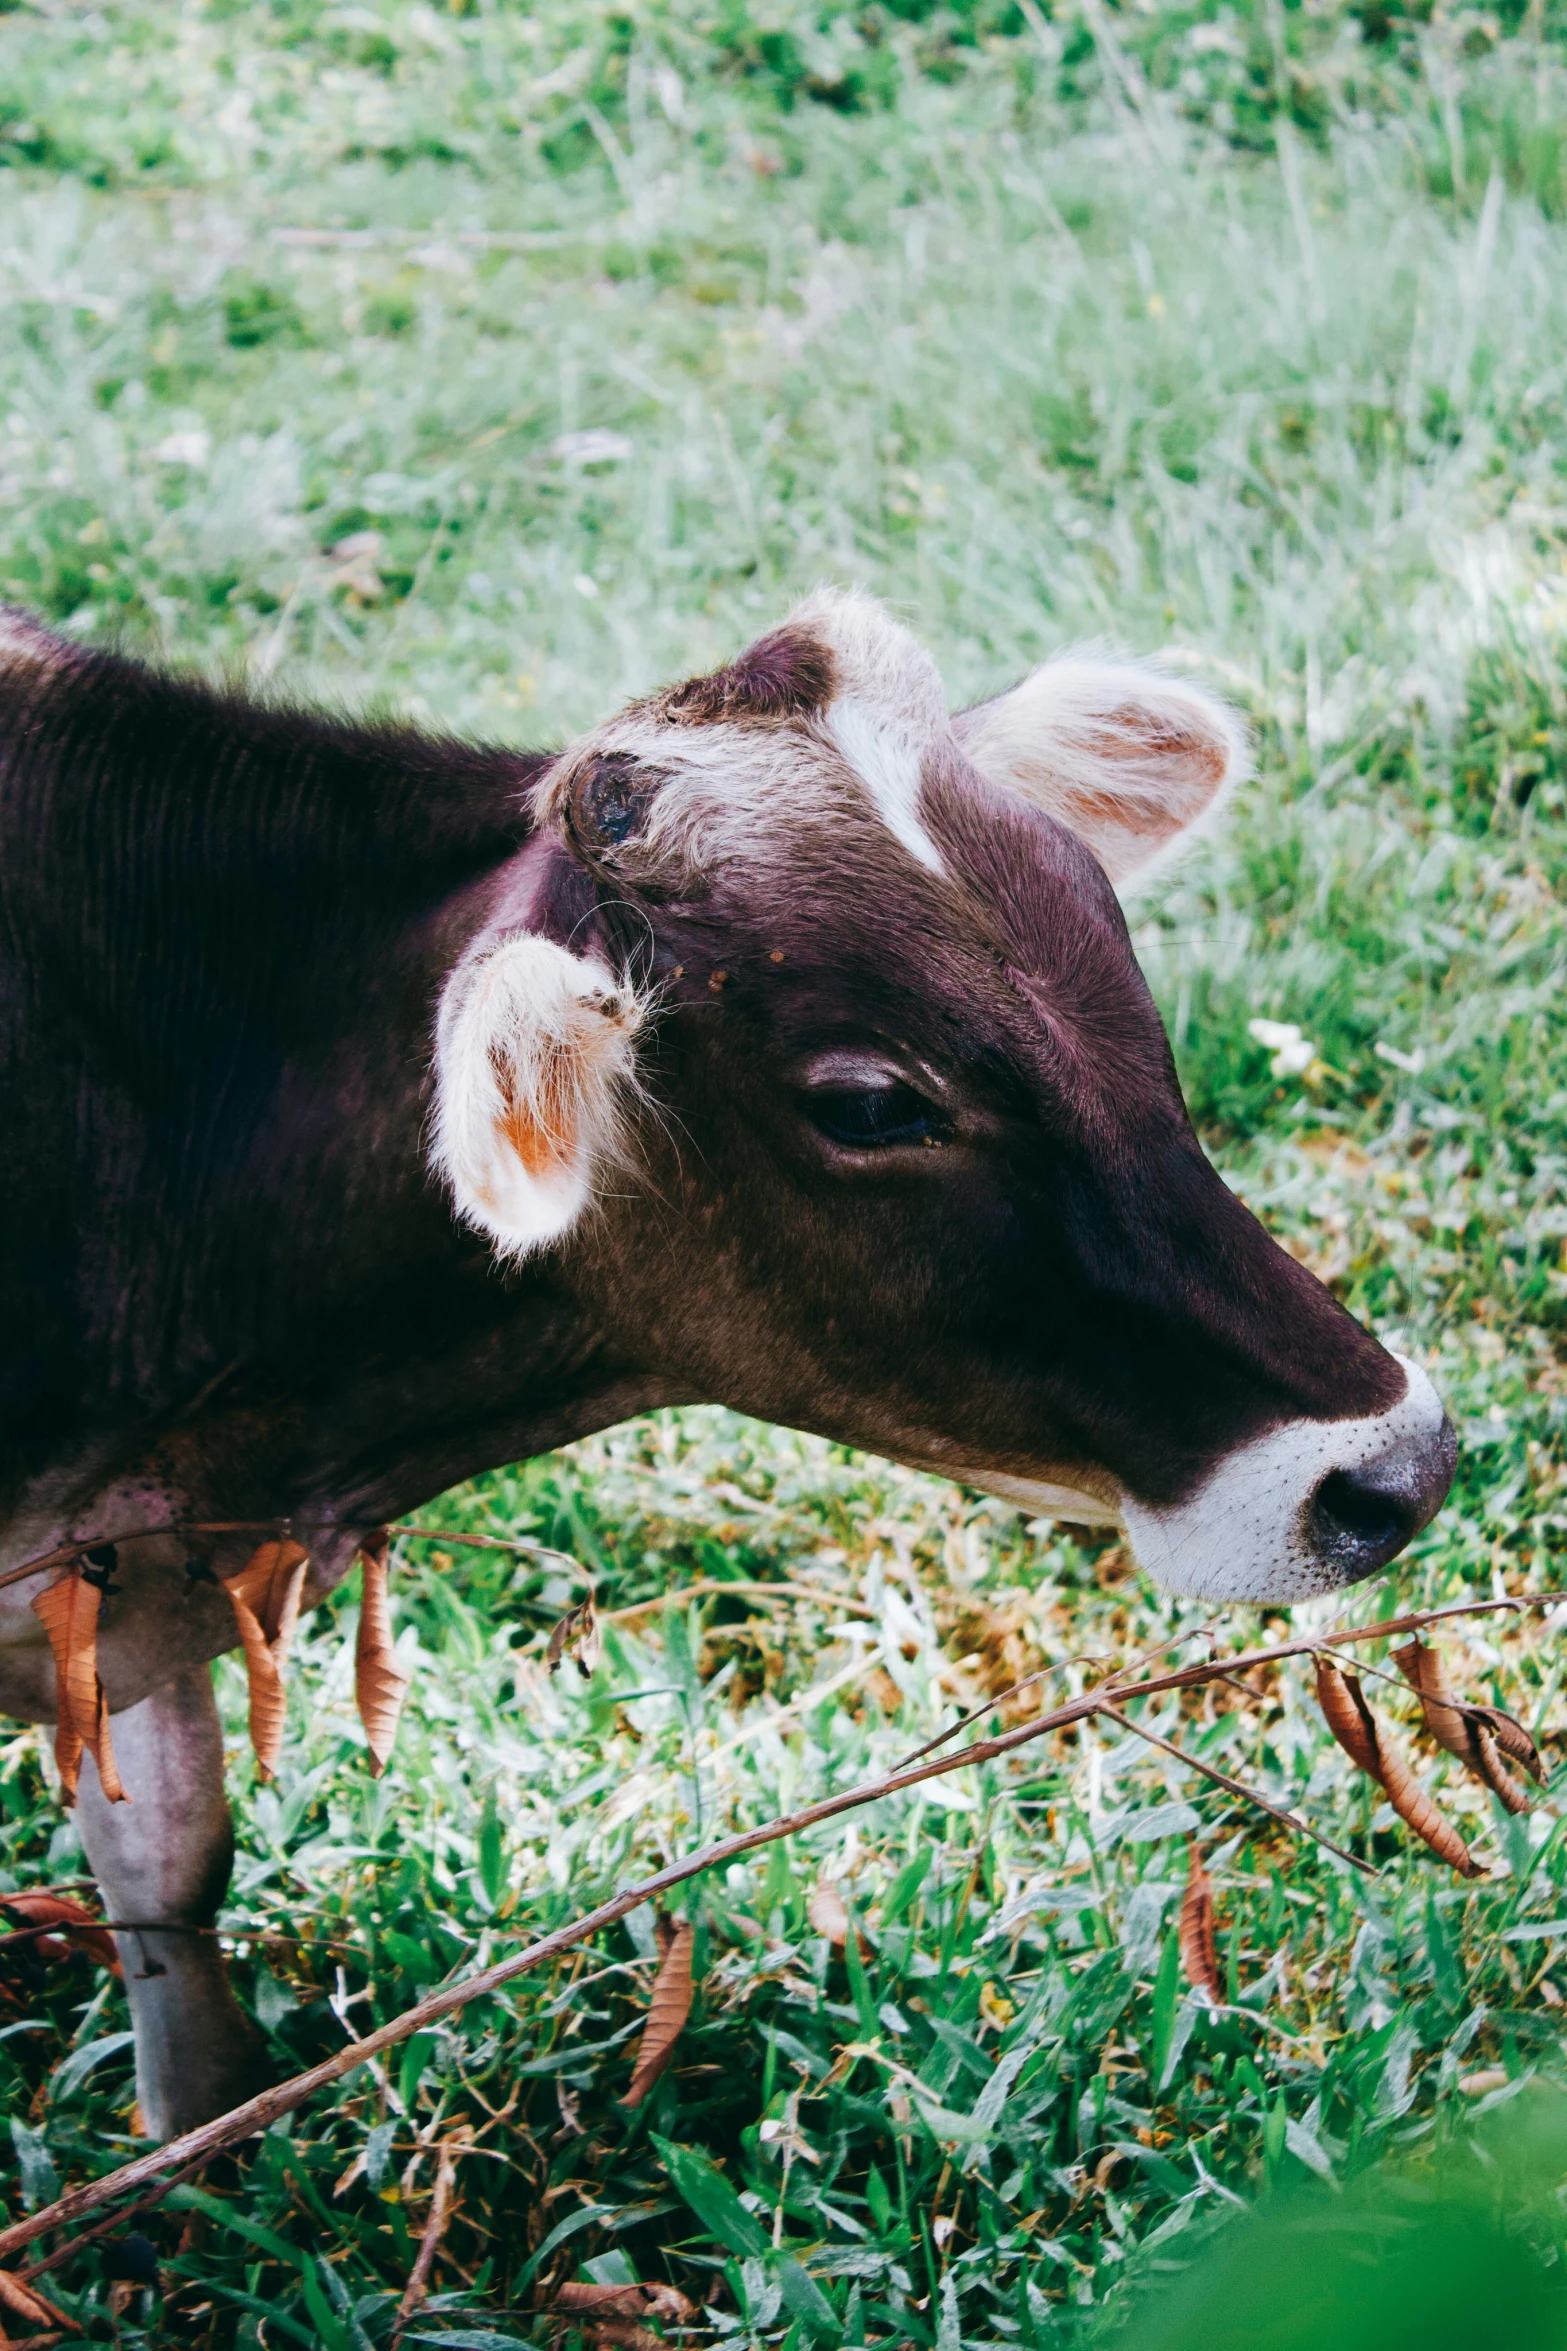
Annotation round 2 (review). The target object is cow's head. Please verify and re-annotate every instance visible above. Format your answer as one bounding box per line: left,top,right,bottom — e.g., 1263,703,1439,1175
430,591,1454,1604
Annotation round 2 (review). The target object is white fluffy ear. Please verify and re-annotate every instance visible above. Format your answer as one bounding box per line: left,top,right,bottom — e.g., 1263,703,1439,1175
954,656,1248,885
431,933,642,1259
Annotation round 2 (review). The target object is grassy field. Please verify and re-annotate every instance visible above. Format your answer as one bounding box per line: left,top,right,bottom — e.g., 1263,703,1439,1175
4,0,1567,2341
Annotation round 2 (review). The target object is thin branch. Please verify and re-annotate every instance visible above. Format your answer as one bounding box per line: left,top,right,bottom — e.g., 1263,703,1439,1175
390,2129,469,2346
0,1517,863,1627
1095,1702,1375,1876
605,1577,875,1625
893,1656,1096,1769
897,1624,1219,1772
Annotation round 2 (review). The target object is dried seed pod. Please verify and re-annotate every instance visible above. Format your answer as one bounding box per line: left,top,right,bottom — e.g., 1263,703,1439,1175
1318,1651,1481,1877
1179,1839,1221,2005
1391,1638,1471,1761
32,1569,126,1805
1472,1720,1532,1816
222,1539,310,1781
1314,1653,1384,1782
355,1530,410,1777
1394,1636,1540,1810
1372,1725,1483,1875
622,1917,694,2108
1470,1703,1545,1786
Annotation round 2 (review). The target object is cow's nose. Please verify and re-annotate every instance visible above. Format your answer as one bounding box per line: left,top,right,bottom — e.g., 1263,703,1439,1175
1308,1413,1457,1584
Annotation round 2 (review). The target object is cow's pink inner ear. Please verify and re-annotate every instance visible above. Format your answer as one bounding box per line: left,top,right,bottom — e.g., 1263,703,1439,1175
431,934,643,1261
954,657,1249,884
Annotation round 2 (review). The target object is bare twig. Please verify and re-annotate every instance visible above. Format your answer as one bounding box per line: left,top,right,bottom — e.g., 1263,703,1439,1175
0,1517,861,1626
896,1624,1216,1772
1096,1702,1375,1875
605,1576,875,1625
893,1656,1095,1769
390,2128,469,2346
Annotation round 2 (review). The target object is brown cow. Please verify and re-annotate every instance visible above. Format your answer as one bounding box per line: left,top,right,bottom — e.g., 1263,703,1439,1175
0,591,1452,2132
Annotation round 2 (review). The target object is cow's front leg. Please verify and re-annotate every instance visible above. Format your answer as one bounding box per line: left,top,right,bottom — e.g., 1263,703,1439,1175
74,1666,267,2140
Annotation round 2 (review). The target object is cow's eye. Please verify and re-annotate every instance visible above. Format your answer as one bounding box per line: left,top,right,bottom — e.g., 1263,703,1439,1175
803,1081,939,1149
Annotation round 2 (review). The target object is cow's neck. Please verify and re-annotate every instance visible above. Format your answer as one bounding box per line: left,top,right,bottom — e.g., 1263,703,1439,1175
2,650,667,1554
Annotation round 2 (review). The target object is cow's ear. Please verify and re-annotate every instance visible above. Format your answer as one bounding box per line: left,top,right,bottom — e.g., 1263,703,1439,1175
431,934,642,1259
954,657,1248,885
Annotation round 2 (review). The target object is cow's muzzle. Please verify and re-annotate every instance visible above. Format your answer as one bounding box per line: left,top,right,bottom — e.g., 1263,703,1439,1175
1119,1353,1457,1604
1307,1410,1457,1584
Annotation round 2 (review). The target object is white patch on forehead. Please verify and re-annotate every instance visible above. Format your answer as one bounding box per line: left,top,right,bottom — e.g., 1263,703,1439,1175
825,698,945,876
535,586,963,880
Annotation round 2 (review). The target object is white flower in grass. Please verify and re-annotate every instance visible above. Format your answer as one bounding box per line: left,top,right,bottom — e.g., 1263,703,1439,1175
1248,1017,1316,1078
153,428,210,468
552,429,633,467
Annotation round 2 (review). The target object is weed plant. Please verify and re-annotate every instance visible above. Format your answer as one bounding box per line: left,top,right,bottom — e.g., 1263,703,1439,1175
1,0,1567,2341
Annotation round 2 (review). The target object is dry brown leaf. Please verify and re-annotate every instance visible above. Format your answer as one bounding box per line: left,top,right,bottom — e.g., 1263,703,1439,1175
52,1720,83,1812
1475,1704,1546,1784
1471,1721,1533,1816
622,1917,694,2108
30,1572,125,1806
355,1530,410,1778
581,2327,665,2351
1,1893,120,1976
1178,1839,1221,2005
1318,1652,1481,1876
1391,1638,1471,1761
1373,1733,1483,1874
1394,1637,1541,1813
1314,1653,1383,1782
0,2267,76,2329
806,1882,870,1954
221,1540,310,1781
554,2283,695,2323
807,1883,850,1946
545,1594,601,1682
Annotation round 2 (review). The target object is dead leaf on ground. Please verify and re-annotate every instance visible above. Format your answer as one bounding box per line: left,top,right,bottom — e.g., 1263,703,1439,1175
622,1916,694,2108
1,1892,120,1975
554,2282,694,2323
31,1571,126,1806
545,1594,601,1681
0,2267,77,2331
355,1528,411,1777
1179,1839,1221,2005
221,1539,310,1780
806,1882,870,1955
1315,1653,1481,1876
1394,1636,1540,1814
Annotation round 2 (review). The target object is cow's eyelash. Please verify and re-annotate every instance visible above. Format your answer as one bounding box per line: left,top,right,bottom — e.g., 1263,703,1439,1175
800,1078,942,1150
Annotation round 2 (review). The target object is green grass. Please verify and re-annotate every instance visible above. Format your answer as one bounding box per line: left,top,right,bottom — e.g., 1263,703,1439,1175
3,0,1567,2342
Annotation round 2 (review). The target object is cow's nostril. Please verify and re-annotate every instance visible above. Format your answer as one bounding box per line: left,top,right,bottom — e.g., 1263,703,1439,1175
1308,1414,1457,1584
1312,1468,1413,1559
